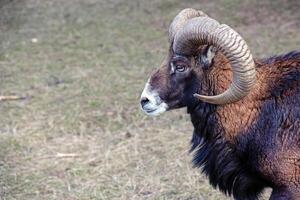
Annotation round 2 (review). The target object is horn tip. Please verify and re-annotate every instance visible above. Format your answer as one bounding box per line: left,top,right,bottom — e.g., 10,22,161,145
193,93,210,101
193,93,222,105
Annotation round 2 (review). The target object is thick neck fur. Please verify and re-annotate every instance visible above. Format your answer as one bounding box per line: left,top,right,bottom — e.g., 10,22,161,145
186,53,266,199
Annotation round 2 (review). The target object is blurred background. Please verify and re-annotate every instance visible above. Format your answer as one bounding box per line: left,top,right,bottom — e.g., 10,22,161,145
0,0,299,199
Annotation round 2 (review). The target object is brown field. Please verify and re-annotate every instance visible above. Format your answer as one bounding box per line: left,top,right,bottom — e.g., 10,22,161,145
0,0,299,199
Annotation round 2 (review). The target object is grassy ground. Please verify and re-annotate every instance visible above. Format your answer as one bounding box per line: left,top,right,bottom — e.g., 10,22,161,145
0,0,299,199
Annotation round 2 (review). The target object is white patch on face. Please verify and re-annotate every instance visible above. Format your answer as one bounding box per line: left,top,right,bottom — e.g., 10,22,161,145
140,81,168,116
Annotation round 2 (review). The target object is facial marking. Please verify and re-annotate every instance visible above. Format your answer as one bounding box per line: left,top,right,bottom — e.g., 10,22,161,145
140,81,168,116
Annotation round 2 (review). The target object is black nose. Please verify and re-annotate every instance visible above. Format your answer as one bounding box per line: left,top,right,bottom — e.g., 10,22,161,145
140,97,150,108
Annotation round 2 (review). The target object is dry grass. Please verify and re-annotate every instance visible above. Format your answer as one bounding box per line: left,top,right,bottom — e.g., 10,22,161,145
0,0,299,199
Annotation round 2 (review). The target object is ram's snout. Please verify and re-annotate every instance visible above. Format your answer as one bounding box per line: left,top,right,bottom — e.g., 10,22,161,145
140,82,168,116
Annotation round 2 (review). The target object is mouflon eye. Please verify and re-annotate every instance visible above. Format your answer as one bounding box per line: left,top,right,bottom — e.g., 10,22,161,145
171,55,189,73
175,65,186,72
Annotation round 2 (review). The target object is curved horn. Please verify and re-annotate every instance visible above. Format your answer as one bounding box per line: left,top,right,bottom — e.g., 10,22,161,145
169,8,207,42
173,17,256,105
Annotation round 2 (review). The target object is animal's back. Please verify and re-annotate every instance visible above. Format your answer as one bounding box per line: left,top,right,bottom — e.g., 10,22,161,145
249,50,300,196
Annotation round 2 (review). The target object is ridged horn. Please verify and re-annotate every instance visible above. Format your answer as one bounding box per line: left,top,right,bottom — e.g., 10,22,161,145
173,17,256,105
169,8,207,42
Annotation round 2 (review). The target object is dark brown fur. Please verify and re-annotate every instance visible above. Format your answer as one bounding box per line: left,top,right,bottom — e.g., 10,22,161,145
144,47,300,199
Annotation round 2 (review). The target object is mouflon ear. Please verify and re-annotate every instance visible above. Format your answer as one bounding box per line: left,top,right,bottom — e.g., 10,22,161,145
197,45,216,69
